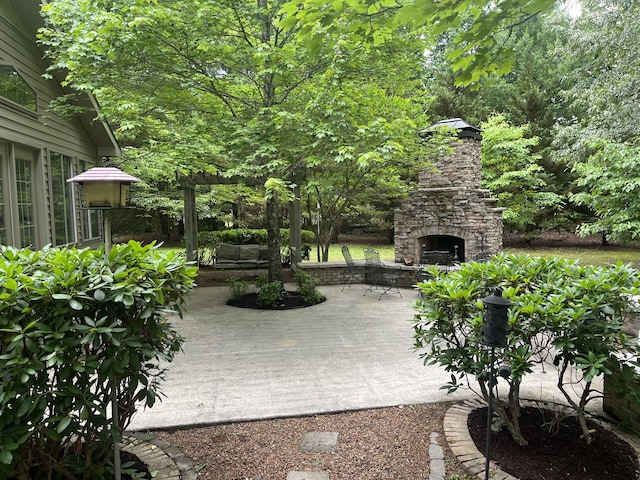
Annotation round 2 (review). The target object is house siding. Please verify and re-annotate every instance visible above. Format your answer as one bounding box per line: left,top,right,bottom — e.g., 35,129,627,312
0,0,119,248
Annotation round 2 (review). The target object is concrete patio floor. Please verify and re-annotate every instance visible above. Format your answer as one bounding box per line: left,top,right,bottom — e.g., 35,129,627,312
127,283,586,432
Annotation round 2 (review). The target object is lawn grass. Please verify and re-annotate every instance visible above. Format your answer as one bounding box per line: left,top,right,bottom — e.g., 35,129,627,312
305,243,396,263
303,243,640,267
162,241,640,267
503,246,640,268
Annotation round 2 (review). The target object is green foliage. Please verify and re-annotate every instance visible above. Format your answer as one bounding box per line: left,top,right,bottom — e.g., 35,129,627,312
570,139,640,242
0,242,196,478
256,272,269,290
556,0,640,144
294,270,323,304
448,475,475,480
295,31,433,260
226,277,250,300
287,0,556,87
553,1,640,241
257,281,285,307
414,254,640,445
481,114,563,233
40,0,432,282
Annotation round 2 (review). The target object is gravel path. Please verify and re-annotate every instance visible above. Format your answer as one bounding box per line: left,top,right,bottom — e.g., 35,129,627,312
155,402,470,480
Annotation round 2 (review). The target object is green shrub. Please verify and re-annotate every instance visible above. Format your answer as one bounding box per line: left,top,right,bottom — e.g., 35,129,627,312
413,254,640,445
294,270,323,304
256,271,269,289
226,276,250,300
258,281,285,307
0,242,197,479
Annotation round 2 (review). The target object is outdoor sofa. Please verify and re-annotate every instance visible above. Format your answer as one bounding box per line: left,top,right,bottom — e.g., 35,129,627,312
213,243,269,269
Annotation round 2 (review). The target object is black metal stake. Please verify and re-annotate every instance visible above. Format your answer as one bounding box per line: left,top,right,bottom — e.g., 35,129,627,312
485,346,496,480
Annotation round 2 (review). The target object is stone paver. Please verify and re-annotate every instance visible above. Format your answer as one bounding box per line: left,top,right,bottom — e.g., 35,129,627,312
129,285,566,431
286,471,330,480
429,431,446,480
299,432,339,453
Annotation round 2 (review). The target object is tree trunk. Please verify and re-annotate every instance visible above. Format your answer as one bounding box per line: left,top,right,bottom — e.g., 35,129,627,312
266,194,282,283
479,377,527,446
494,401,528,446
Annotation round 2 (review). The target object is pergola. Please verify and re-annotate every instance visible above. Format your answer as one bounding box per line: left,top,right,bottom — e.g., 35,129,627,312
176,171,302,266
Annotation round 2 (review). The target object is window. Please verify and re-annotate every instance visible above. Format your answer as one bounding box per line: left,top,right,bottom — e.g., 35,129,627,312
79,161,101,241
16,157,34,247
0,153,5,245
0,65,36,111
50,152,75,245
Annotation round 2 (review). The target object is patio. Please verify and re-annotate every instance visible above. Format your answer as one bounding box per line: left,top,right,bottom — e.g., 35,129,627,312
127,283,577,432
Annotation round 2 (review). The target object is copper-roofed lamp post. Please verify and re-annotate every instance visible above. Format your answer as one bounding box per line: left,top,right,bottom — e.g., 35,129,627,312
481,288,513,480
67,167,141,253
66,166,141,480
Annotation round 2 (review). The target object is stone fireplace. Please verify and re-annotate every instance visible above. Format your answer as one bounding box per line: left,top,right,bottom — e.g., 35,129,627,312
394,118,504,265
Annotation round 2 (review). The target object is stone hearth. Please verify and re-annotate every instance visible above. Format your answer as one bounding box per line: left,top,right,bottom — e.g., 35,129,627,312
394,118,504,265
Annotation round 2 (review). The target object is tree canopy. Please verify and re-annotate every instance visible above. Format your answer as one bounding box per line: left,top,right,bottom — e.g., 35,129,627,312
284,0,557,86
40,0,434,278
553,0,640,241
481,114,563,233
42,0,640,247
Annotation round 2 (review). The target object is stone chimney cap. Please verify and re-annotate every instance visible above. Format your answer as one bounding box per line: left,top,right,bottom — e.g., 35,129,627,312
420,118,482,140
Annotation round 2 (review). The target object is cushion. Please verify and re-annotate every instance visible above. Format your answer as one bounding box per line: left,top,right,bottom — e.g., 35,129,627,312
216,243,239,261
238,244,260,261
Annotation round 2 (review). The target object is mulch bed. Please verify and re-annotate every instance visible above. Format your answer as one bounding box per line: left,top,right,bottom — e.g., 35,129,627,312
468,406,639,480
226,291,325,309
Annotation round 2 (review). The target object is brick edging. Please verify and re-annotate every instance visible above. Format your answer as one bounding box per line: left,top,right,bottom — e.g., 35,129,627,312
443,399,640,480
123,433,199,480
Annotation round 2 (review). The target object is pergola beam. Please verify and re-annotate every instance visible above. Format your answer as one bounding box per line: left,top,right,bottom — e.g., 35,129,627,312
177,171,302,265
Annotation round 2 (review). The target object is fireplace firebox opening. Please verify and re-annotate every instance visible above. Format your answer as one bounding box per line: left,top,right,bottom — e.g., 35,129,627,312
420,235,465,263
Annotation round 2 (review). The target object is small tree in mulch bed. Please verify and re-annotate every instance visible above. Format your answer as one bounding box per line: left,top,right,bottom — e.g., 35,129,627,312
226,270,324,309
413,254,640,446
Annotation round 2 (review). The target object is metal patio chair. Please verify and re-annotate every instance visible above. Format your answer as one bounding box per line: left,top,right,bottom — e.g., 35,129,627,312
341,245,359,291
472,251,492,263
363,248,402,300
416,250,453,284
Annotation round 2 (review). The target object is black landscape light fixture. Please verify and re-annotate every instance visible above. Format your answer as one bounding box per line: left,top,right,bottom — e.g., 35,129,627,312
482,288,512,347
481,288,513,480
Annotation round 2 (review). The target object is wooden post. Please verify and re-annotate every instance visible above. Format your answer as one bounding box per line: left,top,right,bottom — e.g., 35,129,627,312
289,184,302,265
183,184,198,263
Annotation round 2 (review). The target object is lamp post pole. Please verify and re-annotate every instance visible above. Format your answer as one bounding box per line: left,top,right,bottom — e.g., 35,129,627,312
485,346,496,480
104,210,112,254
67,167,140,480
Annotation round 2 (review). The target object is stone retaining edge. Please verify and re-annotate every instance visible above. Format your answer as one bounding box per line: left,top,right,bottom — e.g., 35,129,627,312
123,433,199,480
443,398,640,480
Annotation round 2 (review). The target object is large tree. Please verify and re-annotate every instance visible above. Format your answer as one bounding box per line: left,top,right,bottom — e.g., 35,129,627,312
481,114,563,234
553,0,640,242
292,33,434,260
285,0,557,86
41,0,431,279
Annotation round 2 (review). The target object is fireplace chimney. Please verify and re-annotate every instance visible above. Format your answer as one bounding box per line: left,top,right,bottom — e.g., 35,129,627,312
394,118,504,265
